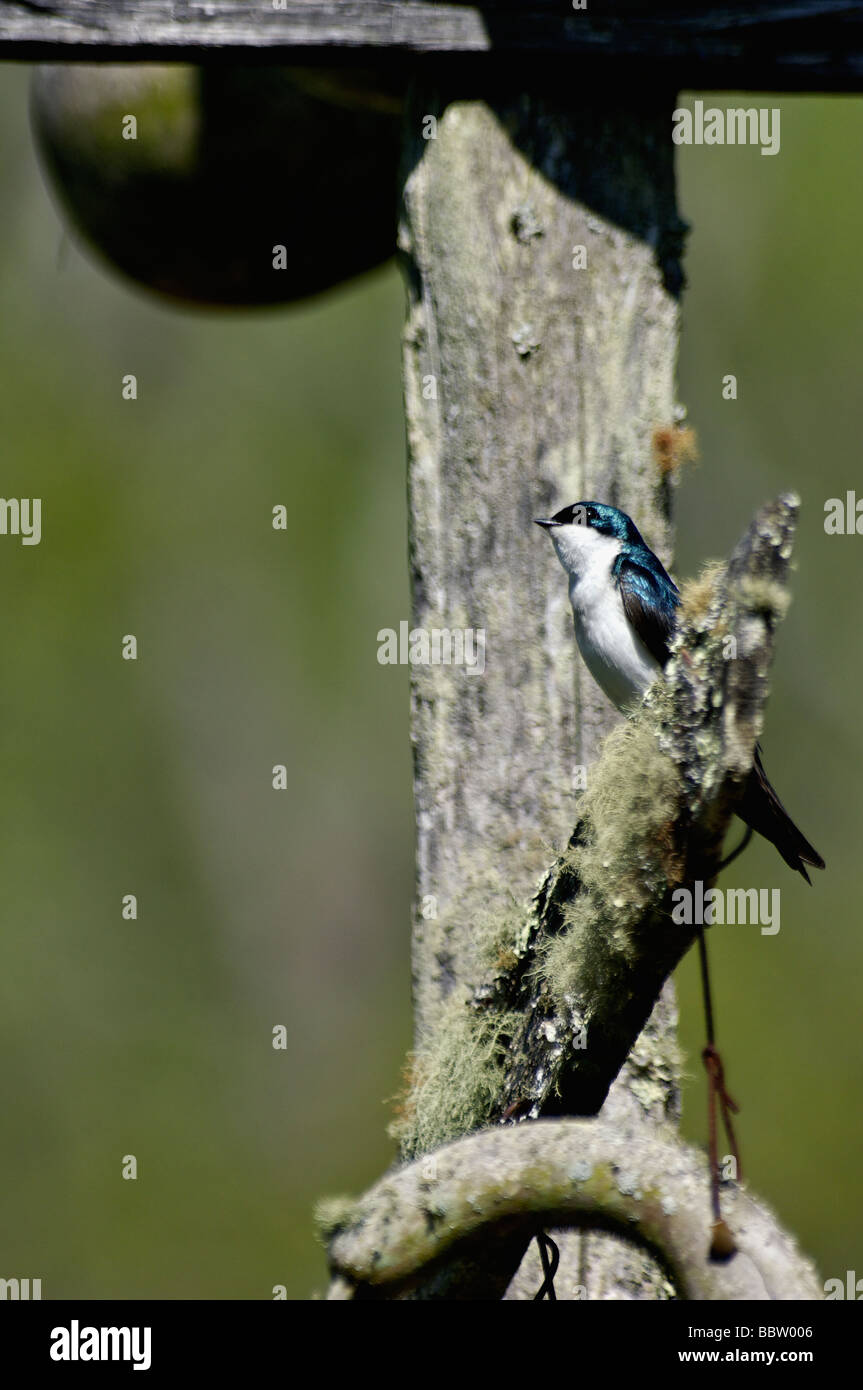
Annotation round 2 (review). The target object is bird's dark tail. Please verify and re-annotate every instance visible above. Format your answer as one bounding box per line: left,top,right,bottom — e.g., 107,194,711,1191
737,746,825,884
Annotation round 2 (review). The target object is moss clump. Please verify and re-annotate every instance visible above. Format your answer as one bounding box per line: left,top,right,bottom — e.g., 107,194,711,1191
541,706,681,1006
393,693,687,1155
314,1195,361,1246
391,872,534,1158
652,423,699,479
493,944,520,974
731,574,791,622
678,561,725,626
389,992,525,1159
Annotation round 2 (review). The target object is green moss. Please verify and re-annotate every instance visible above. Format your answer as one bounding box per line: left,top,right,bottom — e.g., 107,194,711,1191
392,853,544,1159
313,1195,361,1246
678,561,725,626
541,708,680,1006
390,991,526,1158
731,574,791,621
393,692,688,1155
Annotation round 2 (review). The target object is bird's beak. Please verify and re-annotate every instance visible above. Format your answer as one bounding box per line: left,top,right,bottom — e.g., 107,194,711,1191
534,518,559,530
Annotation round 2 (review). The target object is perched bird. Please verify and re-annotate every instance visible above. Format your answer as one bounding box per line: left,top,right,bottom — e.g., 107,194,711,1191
536,500,824,882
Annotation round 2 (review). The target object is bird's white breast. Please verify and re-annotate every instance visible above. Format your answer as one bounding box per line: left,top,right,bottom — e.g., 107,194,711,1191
560,532,661,711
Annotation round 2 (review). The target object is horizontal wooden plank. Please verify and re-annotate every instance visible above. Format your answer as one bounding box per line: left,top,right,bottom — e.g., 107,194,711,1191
1,2,863,90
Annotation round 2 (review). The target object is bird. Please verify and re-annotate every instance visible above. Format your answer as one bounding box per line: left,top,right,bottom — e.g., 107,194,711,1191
535,500,824,882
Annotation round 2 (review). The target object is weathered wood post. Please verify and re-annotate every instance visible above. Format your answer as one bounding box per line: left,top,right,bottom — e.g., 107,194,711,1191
397,89,683,1298
5,1,855,1301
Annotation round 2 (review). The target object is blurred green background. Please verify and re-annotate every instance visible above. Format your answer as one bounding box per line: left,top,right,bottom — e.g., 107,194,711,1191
0,69,859,1297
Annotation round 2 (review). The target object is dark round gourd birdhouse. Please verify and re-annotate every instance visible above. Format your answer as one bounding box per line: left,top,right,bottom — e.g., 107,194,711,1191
31,64,403,306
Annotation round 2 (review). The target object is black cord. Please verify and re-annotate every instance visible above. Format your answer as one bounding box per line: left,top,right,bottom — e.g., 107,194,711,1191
533,1231,560,1300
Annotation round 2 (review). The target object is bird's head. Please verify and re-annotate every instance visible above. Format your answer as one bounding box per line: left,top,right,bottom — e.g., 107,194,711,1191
534,500,642,577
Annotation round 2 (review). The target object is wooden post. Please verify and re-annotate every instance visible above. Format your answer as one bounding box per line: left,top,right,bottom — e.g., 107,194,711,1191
399,88,682,1297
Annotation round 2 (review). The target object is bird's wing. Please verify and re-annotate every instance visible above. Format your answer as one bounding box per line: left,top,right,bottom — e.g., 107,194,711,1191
613,553,680,668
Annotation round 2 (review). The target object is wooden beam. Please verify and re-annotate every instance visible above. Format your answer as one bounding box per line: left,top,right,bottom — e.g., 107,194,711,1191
2,2,863,90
